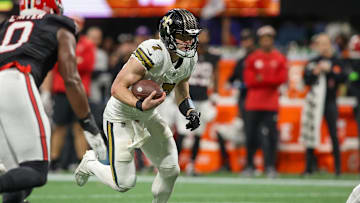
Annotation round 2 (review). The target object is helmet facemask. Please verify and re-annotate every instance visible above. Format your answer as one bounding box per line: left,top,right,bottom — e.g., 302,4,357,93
159,9,201,58
169,31,200,58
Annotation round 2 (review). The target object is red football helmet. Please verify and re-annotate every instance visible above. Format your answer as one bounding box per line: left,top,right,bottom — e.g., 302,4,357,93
20,0,63,15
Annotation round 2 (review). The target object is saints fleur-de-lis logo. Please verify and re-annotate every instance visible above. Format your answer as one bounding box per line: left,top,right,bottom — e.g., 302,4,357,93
162,14,173,33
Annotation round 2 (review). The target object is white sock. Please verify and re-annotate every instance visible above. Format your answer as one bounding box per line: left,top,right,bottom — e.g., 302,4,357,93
87,161,118,191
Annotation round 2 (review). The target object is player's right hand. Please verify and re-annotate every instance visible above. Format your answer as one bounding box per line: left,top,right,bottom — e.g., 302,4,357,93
141,91,166,111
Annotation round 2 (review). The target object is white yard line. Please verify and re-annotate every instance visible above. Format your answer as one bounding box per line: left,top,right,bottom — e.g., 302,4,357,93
30,192,347,199
48,174,359,187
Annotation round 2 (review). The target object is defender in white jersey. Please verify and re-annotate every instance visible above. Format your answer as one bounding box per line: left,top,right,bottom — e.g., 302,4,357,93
75,9,201,203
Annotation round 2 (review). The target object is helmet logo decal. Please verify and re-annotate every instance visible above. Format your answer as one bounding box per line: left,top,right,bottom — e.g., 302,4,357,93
162,14,173,34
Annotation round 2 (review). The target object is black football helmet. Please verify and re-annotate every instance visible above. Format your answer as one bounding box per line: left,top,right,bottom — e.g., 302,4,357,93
159,9,201,58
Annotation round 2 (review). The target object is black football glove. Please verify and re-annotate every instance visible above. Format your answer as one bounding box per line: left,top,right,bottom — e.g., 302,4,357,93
185,110,201,131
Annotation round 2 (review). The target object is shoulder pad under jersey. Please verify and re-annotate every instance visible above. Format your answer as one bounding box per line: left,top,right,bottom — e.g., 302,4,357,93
132,39,165,71
43,14,76,35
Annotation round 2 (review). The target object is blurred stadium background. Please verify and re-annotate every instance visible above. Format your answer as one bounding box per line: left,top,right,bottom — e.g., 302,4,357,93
1,0,360,202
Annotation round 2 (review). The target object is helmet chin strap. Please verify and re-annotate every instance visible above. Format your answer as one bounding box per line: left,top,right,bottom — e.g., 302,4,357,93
175,48,196,58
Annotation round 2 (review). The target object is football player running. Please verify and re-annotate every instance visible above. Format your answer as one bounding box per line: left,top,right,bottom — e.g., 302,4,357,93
0,1,106,202
74,8,201,203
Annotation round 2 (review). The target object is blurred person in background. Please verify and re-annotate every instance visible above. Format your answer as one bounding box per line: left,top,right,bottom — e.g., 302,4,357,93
109,33,136,82
301,33,347,177
243,25,287,178
175,29,227,175
134,25,152,46
229,28,257,127
88,27,111,129
49,18,97,171
102,36,116,56
334,33,349,58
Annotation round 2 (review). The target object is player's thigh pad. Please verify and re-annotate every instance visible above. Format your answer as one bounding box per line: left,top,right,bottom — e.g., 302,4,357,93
104,120,135,162
156,94,177,127
142,113,178,168
0,69,51,164
0,124,18,170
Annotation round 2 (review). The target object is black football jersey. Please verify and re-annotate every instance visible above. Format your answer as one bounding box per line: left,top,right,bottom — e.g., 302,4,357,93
188,51,220,101
0,13,76,87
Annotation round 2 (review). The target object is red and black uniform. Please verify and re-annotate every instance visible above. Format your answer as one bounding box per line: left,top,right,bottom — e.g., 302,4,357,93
0,14,76,86
243,49,287,170
0,13,75,196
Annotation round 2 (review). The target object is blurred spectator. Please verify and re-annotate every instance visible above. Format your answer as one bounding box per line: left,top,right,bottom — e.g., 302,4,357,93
277,21,307,47
243,25,288,178
175,29,225,175
87,27,111,129
50,18,96,171
301,33,347,177
334,33,350,58
134,25,151,46
109,33,136,82
229,29,257,120
102,36,116,56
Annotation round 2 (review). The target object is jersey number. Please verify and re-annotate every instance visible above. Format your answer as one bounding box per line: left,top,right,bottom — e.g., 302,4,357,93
0,21,34,53
162,83,176,95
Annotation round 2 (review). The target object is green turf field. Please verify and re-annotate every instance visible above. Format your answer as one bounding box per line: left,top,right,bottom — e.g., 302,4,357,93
4,173,360,203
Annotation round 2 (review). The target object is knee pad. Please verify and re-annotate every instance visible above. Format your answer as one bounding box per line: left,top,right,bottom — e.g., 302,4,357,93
20,161,48,186
115,175,136,193
158,165,180,179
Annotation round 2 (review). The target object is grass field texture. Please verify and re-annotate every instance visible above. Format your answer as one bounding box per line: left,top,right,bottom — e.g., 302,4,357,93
4,173,360,203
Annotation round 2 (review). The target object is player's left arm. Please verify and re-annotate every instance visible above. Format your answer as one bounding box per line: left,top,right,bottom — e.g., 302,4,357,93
175,78,201,131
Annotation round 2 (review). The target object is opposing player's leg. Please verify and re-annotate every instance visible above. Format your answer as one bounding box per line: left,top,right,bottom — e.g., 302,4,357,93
142,113,180,203
347,183,360,203
0,70,51,202
75,120,136,192
2,188,32,203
